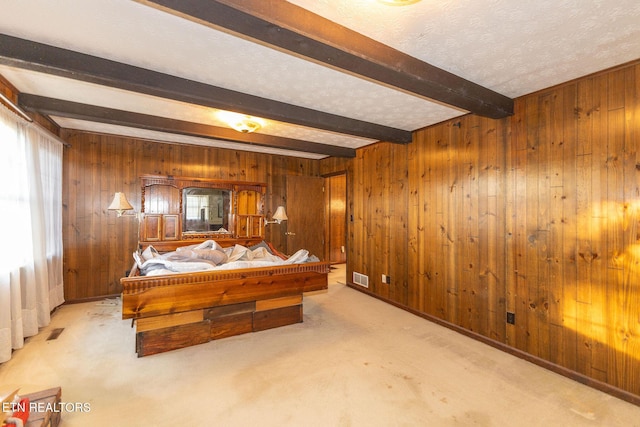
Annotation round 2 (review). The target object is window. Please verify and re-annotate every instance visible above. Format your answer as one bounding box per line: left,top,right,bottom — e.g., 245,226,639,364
185,194,210,221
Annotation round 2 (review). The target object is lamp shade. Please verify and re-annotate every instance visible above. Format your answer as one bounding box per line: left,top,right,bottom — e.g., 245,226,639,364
108,192,134,216
272,206,288,223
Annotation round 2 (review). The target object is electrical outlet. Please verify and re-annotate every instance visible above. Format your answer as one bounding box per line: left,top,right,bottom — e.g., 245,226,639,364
341,245,345,253
506,312,515,325
382,274,387,283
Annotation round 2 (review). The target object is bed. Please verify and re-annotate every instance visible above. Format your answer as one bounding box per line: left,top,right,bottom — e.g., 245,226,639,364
121,239,329,357
120,175,329,357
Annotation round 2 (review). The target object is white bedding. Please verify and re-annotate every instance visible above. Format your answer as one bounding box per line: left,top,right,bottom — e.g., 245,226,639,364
134,240,311,276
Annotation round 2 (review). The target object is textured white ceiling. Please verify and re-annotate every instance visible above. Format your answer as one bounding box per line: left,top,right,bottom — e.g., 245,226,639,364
290,0,640,96
1,0,639,158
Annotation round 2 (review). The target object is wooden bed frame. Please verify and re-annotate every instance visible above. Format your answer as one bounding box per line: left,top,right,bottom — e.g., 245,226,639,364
121,175,329,357
121,248,329,357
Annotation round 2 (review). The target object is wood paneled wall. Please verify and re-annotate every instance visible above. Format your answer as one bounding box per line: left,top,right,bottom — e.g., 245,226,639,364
349,142,409,303
62,132,319,300
506,63,640,396
407,114,509,338
326,60,640,399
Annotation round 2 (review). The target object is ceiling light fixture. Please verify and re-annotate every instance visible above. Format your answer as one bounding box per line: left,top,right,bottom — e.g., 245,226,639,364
219,111,264,133
377,0,421,5
231,118,262,133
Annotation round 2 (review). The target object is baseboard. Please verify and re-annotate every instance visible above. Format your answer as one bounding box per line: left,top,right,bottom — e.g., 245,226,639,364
63,293,121,305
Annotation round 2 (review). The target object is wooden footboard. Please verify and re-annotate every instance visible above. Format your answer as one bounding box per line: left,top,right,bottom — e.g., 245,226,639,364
121,262,329,356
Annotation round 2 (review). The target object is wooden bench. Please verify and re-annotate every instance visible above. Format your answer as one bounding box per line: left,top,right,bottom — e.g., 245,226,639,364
23,387,62,427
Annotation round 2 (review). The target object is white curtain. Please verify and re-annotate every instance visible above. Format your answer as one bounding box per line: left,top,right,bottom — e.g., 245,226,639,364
0,104,64,363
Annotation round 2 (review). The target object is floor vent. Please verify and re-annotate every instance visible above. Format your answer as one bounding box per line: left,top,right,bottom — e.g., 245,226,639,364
47,328,65,341
353,272,369,288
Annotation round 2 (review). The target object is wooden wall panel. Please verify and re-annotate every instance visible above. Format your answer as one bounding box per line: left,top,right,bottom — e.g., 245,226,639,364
337,142,408,300
62,132,319,301
347,60,640,399
405,117,508,338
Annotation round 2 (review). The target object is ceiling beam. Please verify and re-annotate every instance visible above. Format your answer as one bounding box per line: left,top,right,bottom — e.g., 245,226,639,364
0,33,411,144
19,94,356,158
142,0,514,119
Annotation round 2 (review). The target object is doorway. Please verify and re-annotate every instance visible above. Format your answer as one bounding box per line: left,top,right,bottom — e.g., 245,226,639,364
324,173,347,264
285,175,325,259
282,173,347,266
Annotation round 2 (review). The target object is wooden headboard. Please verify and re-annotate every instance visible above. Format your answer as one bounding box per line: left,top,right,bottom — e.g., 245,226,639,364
138,175,267,251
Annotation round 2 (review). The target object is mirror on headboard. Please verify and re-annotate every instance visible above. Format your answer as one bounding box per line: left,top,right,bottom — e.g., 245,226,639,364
182,187,230,233
138,175,267,251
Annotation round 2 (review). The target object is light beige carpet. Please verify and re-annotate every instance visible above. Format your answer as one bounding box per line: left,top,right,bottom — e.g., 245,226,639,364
1,265,639,426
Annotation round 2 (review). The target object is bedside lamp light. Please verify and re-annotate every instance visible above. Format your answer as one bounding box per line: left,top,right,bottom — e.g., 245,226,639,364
108,192,134,217
265,206,288,225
